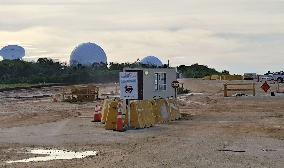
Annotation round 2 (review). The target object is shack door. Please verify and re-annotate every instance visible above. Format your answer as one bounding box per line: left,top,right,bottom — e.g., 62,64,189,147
125,70,143,100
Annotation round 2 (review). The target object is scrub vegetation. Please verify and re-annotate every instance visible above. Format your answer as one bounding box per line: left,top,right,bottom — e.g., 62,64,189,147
0,58,119,85
0,59,228,87
177,64,229,78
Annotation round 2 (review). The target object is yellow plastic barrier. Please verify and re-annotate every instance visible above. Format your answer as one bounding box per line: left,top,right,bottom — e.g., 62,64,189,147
203,76,211,80
145,101,155,127
157,99,170,123
124,105,129,127
141,101,148,127
167,99,175,121
137,101,146,128
167,99,181,121
141,101,154,128
211,75,220,80
105,101,118,130
101,99,111,124
102,98,181,130
128,101,140,129
221,75,243,80
151,101,162,124
126,100,156,129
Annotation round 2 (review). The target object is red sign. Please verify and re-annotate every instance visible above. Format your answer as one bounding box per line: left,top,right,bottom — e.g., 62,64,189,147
261,81,270,93
171,81,179,88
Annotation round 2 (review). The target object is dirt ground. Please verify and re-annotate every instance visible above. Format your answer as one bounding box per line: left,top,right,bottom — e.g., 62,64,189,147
0,79,283,168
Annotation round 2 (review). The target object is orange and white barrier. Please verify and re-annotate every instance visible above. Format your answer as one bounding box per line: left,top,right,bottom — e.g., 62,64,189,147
115,102,124,132
92,105,102,122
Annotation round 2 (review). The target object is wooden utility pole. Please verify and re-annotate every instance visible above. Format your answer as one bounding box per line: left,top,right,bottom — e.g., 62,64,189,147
252,83,256,96
224,84,228,97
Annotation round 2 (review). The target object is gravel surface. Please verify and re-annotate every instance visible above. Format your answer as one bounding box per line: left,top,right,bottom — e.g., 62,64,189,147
0,80,283,167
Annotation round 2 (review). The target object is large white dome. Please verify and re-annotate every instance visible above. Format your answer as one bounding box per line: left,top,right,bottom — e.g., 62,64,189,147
70,42,107,66
0,45,25,60
140,56,163,67
0,56,3,61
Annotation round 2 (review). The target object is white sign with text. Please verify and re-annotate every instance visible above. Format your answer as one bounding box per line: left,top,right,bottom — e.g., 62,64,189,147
119,72,138,99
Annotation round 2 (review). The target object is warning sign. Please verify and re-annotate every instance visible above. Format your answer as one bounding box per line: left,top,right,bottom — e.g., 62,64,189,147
261,81,270,93
120,72,138,99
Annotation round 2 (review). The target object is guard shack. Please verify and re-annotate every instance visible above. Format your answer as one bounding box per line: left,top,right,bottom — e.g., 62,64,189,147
102,67,181,131
120,68,178,100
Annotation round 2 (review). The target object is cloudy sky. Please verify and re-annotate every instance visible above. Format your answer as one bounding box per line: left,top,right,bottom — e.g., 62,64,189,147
0,0,283,74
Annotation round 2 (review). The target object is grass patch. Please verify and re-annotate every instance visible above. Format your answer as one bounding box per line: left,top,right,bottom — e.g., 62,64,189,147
0,83,36,89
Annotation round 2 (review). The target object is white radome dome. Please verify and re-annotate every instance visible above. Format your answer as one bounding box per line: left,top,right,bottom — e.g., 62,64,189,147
0,56,3,61
0,45,25,60
140,56,163,67
70,42,107,66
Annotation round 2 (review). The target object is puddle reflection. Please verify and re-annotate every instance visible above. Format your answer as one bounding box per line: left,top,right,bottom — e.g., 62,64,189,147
6,149,98,163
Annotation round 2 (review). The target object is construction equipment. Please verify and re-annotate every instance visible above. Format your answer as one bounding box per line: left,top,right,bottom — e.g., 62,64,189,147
177,83,190,94
62,85,100,102
243,73,257,80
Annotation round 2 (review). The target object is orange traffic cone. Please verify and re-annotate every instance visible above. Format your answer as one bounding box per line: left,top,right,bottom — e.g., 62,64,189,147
92,105,102,122
116,103,124,132
99,106,102,119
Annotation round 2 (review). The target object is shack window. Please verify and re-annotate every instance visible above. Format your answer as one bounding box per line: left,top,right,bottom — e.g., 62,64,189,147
155,73,158,90
155,73,167,91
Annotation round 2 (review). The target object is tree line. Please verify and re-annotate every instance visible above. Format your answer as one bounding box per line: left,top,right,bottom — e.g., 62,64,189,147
177,64,229,78
0,58,228,84
0,58,119,84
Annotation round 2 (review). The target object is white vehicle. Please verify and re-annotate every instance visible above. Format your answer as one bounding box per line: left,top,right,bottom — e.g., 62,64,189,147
273,71,284,83
259,75,274,82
